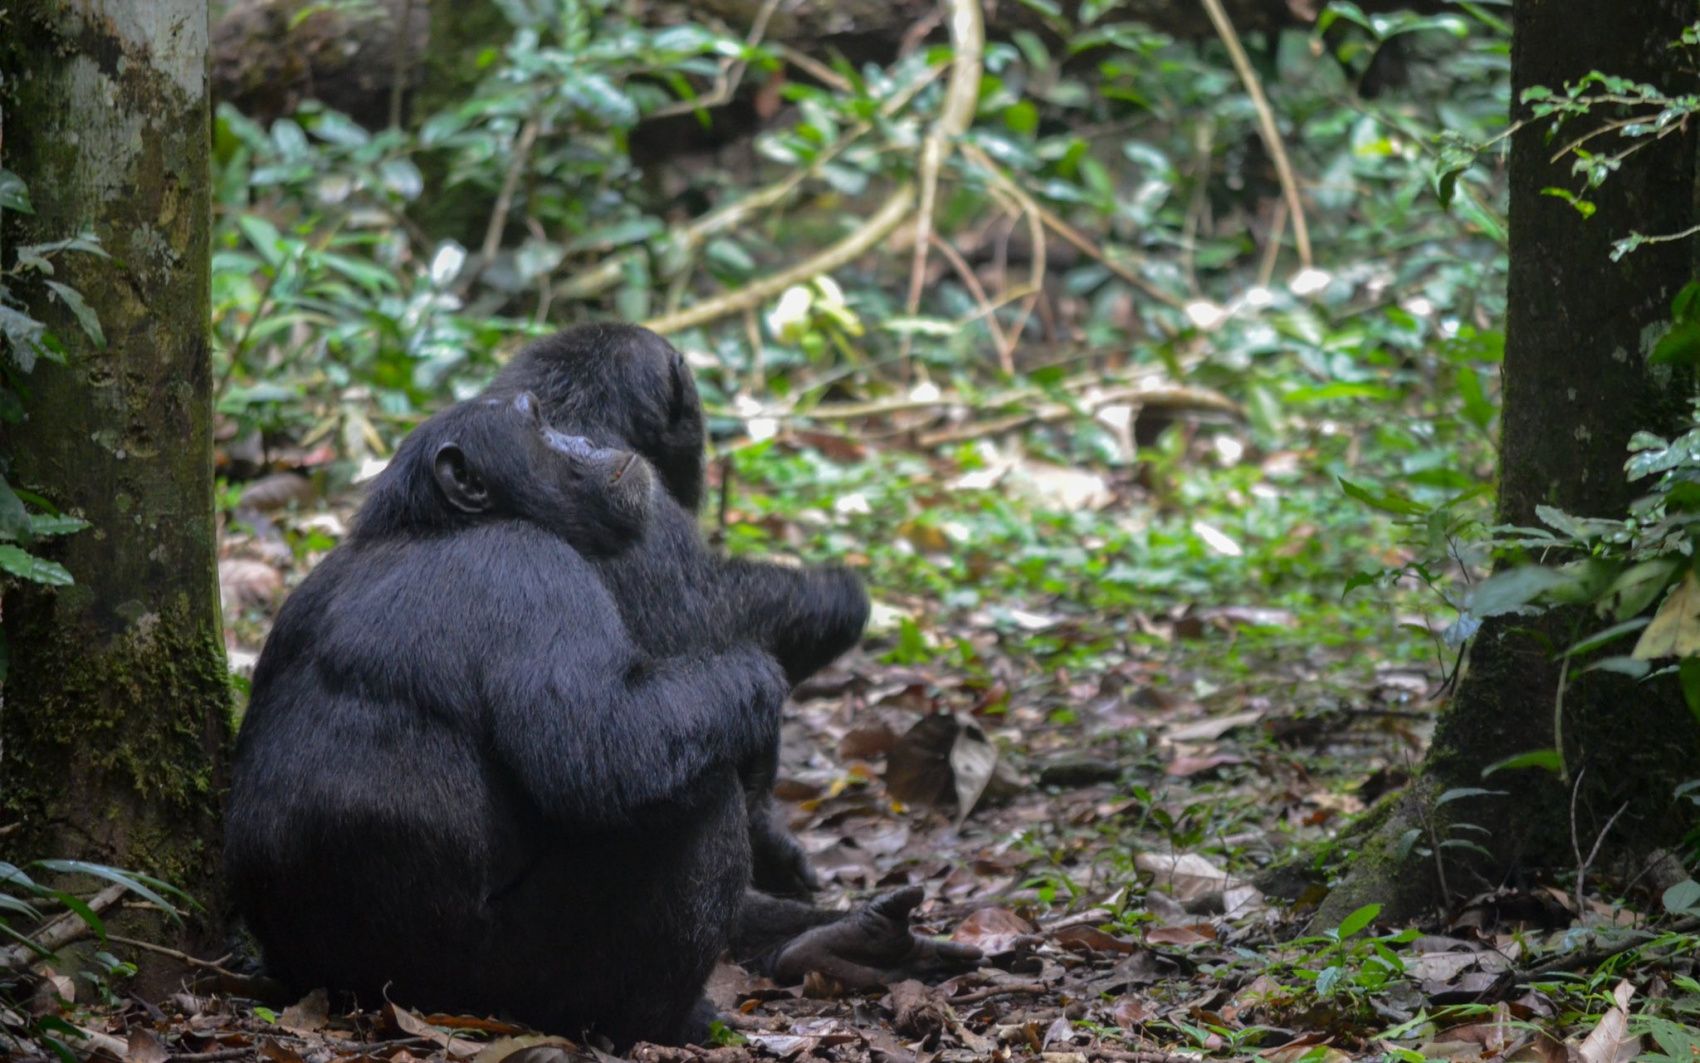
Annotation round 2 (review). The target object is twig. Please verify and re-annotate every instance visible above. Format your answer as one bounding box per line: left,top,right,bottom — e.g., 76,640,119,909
772,44,854,93
1516,915,1700,983
1199,0,1311,268
1256,199,1287,287
902,0,986,375
948,982,1048,1005
916,383,1237,447
554,68,942,304
104,933,244,977
646,0,785,121
749,365,1182,421
388,0,415,130
642,185,917,335
927,233,1010,356
0,884,125,971
960,143,1187,311
1576,796,1631,918
462,113,542,296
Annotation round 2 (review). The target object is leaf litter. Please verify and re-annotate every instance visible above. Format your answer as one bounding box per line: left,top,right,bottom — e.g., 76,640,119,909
27,432,1699,1062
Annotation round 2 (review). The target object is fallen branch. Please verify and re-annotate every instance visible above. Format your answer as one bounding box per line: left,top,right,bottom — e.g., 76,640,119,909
903,0,986,370
949,982,1048,1005
643,184,917,334
1200,0,1311,267
0,883,125,972
917,382,1241,447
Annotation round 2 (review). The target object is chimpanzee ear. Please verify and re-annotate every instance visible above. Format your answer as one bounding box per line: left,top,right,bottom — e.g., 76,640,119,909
433,442,491,514
668,350,694,423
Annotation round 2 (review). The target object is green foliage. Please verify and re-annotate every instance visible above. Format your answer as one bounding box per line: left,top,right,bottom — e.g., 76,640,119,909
0,166,100,674
0,860,189,1060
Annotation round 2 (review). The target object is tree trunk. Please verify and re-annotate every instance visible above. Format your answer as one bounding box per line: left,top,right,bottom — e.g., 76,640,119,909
1317,0,1700,927
0,1,230,939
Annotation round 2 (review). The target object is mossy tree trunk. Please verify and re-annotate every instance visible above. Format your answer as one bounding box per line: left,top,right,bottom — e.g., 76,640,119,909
1317,0,1700,926
0,1,230,936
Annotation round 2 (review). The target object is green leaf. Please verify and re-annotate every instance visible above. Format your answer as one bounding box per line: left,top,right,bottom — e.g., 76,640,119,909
1464,565,1577,619
1338,477,1428,517
27,513,90,538
237,215,285,269
1681,658,1700,726
1482,748,1562,776
33,859,188,918
1435,786,1505,807
1662,878,1700,916
46,889,106,941
1341,570,1383,599
1334,903,1381,939
0,544,73,586
43,282,104,347
1652,319,1700,367
0,477,28,540
0,168,33,213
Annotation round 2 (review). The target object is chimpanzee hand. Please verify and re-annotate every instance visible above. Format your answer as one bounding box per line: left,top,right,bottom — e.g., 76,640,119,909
770,886,982,988
749,807,820,897
766,565,871,688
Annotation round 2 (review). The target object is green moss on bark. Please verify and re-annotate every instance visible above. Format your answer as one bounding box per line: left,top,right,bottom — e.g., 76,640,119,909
0,1,230,932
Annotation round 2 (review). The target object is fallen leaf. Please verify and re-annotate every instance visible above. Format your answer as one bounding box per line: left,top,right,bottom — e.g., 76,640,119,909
1575,979,1639,1063
1163,710,1264,744
1135,851,1232,903
126,1028,169,1063
953,907,1037,955
279,987,328,1034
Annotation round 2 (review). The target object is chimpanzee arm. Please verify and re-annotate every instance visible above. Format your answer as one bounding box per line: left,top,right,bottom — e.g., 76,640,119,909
482,562,788,828
716,561,870,687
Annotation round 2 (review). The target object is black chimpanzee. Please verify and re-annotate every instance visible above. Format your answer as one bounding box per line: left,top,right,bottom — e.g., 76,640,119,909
486,323,870,897
226,391,976,1048
226,391,786,1045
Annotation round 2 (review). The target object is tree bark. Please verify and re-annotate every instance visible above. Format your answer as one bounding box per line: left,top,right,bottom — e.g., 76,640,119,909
1317,0,1700,927
0,0,230,940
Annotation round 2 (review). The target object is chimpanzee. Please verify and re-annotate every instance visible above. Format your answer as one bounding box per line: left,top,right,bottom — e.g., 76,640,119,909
486,323,871,896
225,392,976,1048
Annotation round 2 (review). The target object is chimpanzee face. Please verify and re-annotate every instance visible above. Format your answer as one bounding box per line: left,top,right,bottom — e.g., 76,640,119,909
429,392,653,556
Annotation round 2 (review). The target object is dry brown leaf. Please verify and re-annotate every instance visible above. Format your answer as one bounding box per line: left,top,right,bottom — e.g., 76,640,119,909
1163,710,1264,744
1634,570,1700,659
474,1037,586,1063
952,907,1037,955
125,1028,169,1063
884,713,1001,824
219,558,283,611
384,1003,481,1058
1144,924,1216,945
1134,852,1231,903
237,472,317,513
1050,925,1137,955
1575,979,1639,1063
258,1039,308,1063
278,987,328,1034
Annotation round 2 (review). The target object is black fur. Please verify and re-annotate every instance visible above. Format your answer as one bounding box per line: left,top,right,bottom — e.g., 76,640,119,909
224,393,788,1048
488,324,871,895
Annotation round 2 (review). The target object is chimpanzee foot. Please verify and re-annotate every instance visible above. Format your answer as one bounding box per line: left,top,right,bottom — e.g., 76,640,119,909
770,886,981,987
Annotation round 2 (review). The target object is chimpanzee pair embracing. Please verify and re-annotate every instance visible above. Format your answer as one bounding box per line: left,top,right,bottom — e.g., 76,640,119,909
224,324,977,1050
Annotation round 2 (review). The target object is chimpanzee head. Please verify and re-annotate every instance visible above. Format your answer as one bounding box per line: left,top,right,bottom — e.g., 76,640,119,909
489,323,707,513
354,391,653,556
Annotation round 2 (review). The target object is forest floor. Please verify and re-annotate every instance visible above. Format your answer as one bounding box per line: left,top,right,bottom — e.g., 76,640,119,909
51,449,1685,1063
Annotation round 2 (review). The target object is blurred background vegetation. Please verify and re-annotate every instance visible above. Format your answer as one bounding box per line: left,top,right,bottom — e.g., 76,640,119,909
204,0,1510,708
